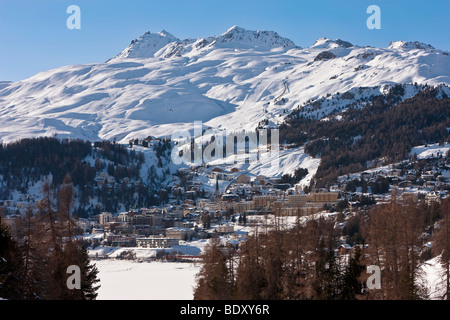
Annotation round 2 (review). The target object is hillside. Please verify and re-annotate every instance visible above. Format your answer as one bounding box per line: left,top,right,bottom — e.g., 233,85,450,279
0,26,449,145
280,84,450,187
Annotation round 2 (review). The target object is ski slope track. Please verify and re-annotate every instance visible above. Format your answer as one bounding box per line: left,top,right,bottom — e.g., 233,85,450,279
0,26,449,144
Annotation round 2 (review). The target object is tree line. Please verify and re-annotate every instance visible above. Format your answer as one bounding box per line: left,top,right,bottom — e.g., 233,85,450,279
279,85,450,188
0,175,100,300
194,194,450,300
0,137,167,218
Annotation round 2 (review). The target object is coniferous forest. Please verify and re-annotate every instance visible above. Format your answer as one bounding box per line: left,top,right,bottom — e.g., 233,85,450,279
1,85,449,300
194,196,450,300
0,178,100,300
279,85,450,188
0,138,173,300
193,86,450,301
0,137,170,217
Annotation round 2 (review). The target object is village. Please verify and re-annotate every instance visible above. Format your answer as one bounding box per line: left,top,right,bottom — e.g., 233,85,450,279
76,169,340,259
81,146,450,259
0,141,448,262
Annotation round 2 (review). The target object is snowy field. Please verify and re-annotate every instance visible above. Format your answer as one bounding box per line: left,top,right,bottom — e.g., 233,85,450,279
88,213,447,300
410,142,450,160
93,254,446,300
94,260,201,300
420,255,447,300
93,254,445,300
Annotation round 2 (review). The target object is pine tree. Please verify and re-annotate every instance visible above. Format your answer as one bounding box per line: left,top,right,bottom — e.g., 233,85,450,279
0,217,24,299
58,241,100,300
363,191,428,299
78,243,101,300
235,233,267,299
15,180,101,300
57,174,76,241
36,180,61,251
15,207,47,299
193,237,234,300
340,247,366,299
312,239,340,300
432,198,450,300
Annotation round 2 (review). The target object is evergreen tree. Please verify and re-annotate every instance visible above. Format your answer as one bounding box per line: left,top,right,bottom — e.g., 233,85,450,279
57,174,76,241
15,207,47,299
58,241,100,300
193,237,234,300
235,233,267,299
312,240,340,300
0,218,24,299
432,198,450,300
340,247,366,299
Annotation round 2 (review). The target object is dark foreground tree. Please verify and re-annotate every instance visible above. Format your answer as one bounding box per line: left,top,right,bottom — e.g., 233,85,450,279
193,237,234,300
432,198,450,300
1,181,100,300
0,218,24,299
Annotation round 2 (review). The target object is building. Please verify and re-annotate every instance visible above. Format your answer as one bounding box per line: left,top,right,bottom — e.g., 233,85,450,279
337,244,352,255
210,171,235,181
307,192,339,204
233,201,254,214
118,211,134,223
129,213,163,227
277,206,320,217
287,194,307,207
136,236,179,249
218,225,234,234
1,215,19,237
236,173,251,184
165,227,195,241
99,212,113,225
425,191,441,205
253,195,278,209
118,211,163,227
107,235,136,247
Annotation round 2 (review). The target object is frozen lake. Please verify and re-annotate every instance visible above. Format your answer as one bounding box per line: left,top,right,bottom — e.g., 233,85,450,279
94,259,201,300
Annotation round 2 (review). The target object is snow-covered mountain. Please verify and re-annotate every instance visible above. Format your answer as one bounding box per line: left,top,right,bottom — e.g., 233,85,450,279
0,26,449,144
288,83,450,121
110,26,298,61
112,29,181,60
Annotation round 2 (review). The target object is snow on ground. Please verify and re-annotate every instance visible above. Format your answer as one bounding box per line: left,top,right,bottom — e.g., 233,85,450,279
192,146,320,194
89,239,211,259
90,239,210,300
410,142,450,160
89,215,328,300
420,255,447,300
94,259,201,300
336,142,449,185
93,248,447,300
90,214,447,300
1,27,449,144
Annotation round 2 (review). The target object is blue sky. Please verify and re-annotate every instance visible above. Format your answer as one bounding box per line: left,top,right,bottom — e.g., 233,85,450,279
0,0,448,81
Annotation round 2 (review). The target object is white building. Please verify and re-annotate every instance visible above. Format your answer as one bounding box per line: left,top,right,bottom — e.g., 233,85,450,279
99,212,113,225
136,237,179,249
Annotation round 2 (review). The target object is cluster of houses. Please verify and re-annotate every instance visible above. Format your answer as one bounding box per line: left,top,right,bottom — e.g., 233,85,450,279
82,165,340,251
85,201,242,250
2,145,448,257
334,154,449,203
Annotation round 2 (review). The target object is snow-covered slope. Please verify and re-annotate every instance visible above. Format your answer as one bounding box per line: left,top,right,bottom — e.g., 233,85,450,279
0,26,449,144
289,83,450,120
112,30,181,60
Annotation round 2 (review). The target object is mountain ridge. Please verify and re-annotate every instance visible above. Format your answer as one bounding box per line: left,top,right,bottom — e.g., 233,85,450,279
110,26,443,62
0,26,449,144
